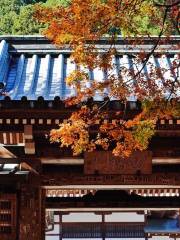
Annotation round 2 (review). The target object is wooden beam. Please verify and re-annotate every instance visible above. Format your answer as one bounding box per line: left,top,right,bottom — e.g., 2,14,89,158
24,142,35,155
20,162,39,175
24,125,35,154
43,185,180,189
41,158,84,165
45,207,180,212
41,157,180,165
152,158,180,164
0,146,16,161
24,125,33,140
0,158,20,164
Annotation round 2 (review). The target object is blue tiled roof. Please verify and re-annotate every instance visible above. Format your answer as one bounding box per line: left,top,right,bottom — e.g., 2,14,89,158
0,37,179,101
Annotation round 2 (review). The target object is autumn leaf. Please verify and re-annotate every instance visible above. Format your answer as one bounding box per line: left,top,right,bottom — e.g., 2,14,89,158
36,0,179,157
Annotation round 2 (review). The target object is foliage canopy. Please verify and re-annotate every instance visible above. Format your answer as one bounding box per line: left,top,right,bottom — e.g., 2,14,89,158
35,0,180,157
1,0,179,157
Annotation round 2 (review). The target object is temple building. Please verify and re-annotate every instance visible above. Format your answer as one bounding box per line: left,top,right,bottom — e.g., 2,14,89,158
0,35,180,240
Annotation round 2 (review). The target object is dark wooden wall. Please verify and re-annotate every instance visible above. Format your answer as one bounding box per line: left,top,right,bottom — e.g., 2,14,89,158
18,185,45,240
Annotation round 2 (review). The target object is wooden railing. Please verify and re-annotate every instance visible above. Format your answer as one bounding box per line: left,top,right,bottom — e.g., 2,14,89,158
46,222,145,238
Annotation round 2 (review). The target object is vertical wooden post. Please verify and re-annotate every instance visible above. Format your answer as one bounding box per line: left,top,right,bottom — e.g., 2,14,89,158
102,213,105,240
59,213,63,240
144,210,148,240
41,188,46,240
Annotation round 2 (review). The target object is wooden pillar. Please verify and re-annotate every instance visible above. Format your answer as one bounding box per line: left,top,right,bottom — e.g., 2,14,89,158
144,209,148,226
144,210,148,240
102,213,105,240
19,184,42,240
59,214,62,240
41,189,46,240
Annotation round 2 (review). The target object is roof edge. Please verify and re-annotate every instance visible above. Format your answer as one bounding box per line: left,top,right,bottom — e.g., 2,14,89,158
0,35,180,43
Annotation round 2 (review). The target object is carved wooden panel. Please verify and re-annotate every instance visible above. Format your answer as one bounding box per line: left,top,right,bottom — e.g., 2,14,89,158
84,151,152,174
43,173,180,186
0,194,17,240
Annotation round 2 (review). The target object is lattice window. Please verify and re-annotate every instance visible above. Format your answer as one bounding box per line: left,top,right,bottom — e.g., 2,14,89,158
0,194,17,240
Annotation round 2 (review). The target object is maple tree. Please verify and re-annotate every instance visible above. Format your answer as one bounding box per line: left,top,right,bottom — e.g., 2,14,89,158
35,0,180,157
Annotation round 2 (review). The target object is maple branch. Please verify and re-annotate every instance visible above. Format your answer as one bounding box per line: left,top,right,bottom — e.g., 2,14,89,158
167,61,180,101
153,0,180,34
90,4,171,117
124,6,169,86
172,11,180,34
154,0,180,8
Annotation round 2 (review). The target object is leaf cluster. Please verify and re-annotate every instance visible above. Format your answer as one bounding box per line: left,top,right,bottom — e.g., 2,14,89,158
43,0,180,157
50,106,156,157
